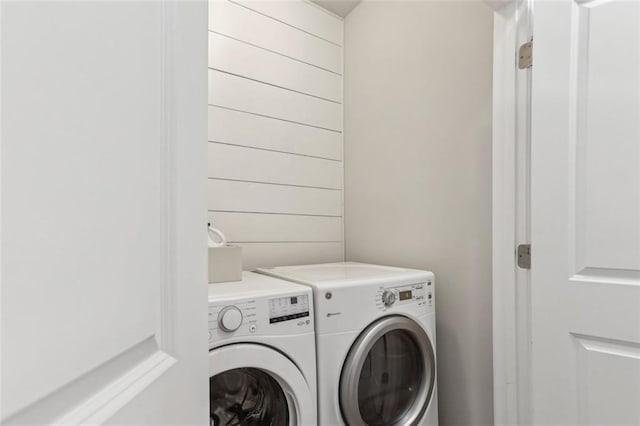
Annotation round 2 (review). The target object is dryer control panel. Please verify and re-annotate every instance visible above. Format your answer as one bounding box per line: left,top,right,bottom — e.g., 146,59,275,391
375,280,434,311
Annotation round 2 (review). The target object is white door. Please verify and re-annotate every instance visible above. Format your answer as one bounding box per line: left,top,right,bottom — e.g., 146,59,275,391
530,0,640,424
1,1,208,424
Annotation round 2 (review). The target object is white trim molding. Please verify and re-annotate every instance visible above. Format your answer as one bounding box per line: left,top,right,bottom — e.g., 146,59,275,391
492,0,533,424
54,349,176,425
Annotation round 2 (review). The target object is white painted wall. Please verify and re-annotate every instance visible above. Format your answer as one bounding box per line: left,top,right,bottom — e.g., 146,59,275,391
343,2,494,425
208,0,345,270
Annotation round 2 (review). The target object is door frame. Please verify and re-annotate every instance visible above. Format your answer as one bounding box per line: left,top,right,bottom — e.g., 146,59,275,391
490,0,533,424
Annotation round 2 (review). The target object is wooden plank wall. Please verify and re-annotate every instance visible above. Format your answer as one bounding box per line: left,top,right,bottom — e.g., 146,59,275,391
208,0,344,269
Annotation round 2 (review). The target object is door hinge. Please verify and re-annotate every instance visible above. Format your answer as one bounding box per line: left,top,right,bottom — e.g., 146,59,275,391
518,39,533,69
517,244,531,269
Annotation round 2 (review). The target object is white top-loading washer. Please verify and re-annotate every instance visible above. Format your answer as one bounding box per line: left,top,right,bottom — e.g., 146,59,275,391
257,262,438,426
208,272,317,426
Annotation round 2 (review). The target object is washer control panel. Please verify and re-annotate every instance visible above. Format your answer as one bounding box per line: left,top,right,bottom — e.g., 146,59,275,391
269,294,310,324
375,281,433,311
218,306,243,332
209,292,313,347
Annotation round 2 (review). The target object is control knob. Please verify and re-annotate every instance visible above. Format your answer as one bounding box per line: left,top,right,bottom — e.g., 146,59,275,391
218,306,243,332
381,290,396,307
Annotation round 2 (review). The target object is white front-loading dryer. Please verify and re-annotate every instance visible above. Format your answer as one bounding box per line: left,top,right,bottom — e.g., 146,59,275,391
258,262,438,426
208,272,317,426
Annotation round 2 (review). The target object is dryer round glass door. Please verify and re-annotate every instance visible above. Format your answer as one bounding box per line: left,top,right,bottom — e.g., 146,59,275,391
340,315,436,426
209,343,315,426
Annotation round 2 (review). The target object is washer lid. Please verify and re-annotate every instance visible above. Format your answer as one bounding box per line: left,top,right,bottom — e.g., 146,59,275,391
209,344,315,426
258,262,431,288
208,271,311,304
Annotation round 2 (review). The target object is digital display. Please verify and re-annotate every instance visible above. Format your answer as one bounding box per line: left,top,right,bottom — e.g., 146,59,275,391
270,312,309,324
269,294,309,324
399,290,413,301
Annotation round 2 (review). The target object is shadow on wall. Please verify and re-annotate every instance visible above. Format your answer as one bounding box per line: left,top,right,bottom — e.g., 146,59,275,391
435,318,471,426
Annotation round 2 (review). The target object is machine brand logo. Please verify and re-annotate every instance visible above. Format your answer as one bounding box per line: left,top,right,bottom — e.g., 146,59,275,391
326,312,342,318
